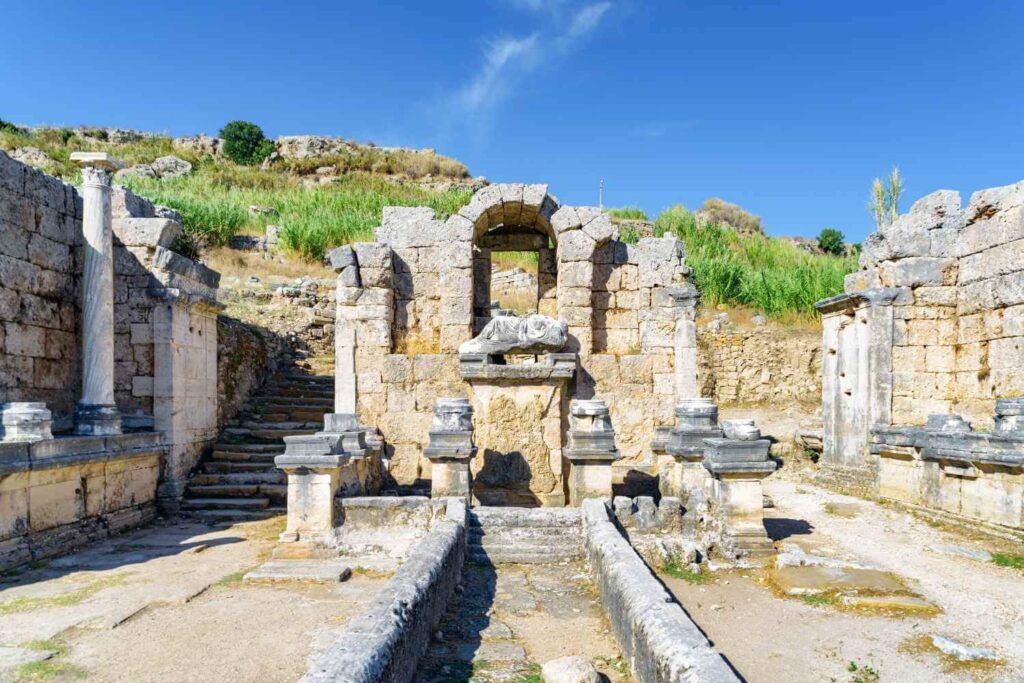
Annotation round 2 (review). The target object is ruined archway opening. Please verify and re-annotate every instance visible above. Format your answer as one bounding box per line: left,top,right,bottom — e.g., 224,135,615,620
471,225,557,335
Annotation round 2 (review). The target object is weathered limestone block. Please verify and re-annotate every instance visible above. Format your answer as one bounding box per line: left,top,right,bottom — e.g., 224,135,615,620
0,402,52,442
424,398,477,500
703,430,776,558
566,399,620,506
636,235,686,288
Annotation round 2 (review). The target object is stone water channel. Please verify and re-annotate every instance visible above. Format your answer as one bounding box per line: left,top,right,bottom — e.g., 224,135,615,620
415,561,628,682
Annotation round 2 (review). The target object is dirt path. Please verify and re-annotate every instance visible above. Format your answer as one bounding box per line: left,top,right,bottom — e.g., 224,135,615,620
416,562,630,682
0,517,385,682
663,474,1024,683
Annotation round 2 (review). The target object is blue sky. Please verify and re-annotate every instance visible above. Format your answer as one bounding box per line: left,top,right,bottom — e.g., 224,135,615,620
2,0,1022,241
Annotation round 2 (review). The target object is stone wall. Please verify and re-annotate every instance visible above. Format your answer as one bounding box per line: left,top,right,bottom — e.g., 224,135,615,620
0,433,165,571
818,181,1024,526
581,499,739,683
0,151,222,510
304,497,467,683
697,326,820,405
331,184,698,504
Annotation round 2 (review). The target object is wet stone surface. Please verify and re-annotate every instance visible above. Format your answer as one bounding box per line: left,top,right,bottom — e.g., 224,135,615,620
415,563,628,683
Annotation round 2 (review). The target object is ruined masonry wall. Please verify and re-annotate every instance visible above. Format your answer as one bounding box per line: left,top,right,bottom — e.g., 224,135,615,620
698,327,821,405
335,185,695,489
848,182,1024,428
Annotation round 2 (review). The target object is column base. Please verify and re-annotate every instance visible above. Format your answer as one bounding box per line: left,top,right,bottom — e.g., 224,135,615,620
74,404,121,436
0,402,53,442
157,478,188,515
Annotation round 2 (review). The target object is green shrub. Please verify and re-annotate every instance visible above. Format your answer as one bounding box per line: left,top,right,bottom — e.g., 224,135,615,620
817,228,845,255
699,198,762,235
219,120,275,166
0,118,19,134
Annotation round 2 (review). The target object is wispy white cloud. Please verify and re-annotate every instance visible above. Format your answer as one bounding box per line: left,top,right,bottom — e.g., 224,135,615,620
629,122,672,139
438,1,614,144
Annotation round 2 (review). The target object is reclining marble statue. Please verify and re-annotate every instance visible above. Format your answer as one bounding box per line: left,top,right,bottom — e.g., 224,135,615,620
458,314,568,356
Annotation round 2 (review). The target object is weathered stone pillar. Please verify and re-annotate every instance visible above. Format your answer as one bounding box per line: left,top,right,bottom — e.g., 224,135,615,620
566,399,620,506
667,285,700,400
659,398,723,499
275,432,366,545
703,422,777,558
0,403,53,442
72,152,124,436
424,398,477,500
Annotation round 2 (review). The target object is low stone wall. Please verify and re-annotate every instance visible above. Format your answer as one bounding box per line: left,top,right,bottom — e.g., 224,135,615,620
216,316,283,428
581,499,739,683
697,326,820,406
304,497,467,683
0,433,166,570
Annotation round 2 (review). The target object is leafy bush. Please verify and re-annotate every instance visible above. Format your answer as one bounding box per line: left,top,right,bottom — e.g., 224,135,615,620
654,205,856,317
219,120,275,166
817,228,845,255
0,118,19,134
698,198,762,235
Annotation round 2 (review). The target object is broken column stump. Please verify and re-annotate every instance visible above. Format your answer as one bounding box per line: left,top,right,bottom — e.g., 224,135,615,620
424,398,477,501
566,399,620,506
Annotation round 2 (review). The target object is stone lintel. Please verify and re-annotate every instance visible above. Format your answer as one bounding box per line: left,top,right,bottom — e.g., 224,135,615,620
566,448,620,463
459,352,577,381
0,433,165,475
703,438,772,463
703,460,778,477
71,151,125,171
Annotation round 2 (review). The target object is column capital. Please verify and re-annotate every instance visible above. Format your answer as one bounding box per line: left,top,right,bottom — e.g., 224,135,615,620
71,152,124,186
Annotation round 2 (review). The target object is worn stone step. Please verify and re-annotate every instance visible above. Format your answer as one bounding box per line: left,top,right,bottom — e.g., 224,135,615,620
469,507,582,529
187,508,280,522
466,527,584,544
252,409,327,423
266,388,334,399
241,421,320,431
261,484,288,505
212,442,282,453
190,472,286,486
253,396,335,407
467,545,584,565
187,484,261,497
204,461,281,474
181,497,270,510
222,428,316,443
211,451,279,463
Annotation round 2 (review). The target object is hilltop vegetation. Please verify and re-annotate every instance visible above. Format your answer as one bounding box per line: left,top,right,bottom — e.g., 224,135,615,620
1,122,855,316
0,124,474,260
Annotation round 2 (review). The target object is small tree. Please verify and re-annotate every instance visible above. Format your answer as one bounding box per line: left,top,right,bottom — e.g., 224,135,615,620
817,228,845,255
869,166,903,229
220,120,275,166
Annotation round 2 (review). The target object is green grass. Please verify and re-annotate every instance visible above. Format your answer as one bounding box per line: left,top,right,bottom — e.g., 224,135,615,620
0,126,472,261
662,559,709,584
606,206,649,221
800,593,838,607
653,204,857,317
992,552,1024,570
14,639,87,681
0,573,128,615
847,660,880,683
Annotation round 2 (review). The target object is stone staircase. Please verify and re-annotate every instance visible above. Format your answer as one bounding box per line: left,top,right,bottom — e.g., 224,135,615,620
468,507,584,565
181,367,334,521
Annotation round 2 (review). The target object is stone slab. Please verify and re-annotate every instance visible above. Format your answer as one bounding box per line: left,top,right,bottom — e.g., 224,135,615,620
244,559,352,583
770,565,907,595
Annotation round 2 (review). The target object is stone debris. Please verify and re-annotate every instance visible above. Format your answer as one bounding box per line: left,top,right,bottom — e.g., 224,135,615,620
929,635,1000,662
9,146,52,167
541,655,601,683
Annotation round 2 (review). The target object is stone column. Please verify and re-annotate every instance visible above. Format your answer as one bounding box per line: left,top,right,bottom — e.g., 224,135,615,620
659,398,723,499
703,422,777,558
667,285,700,400
424,398,477,500
566,399,620,506
72,152,124,436
275,432,365,545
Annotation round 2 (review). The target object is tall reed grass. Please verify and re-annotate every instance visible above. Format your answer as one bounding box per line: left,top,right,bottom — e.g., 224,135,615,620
653,205,856,317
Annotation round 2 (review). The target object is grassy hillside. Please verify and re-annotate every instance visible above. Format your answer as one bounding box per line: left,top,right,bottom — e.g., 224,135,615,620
1,125,853,316
0,126,473,260
651,205,856,317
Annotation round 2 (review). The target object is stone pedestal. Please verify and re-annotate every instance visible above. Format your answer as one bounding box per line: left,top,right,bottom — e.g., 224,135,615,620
72,152,124,436
566,399,619,506
703,433,777,558
424,398,477,500
0,403,53,442
658,398,723,499
275,430,367,545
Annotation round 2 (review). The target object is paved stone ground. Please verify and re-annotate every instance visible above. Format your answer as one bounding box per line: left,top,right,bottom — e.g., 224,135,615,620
416,562,630,683
0,516,385,682
663,473,1024,683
